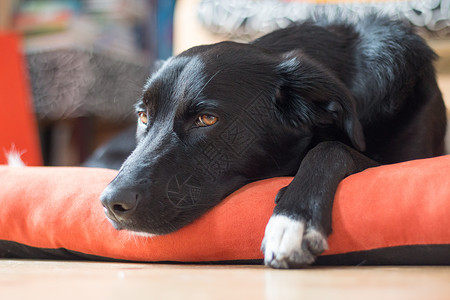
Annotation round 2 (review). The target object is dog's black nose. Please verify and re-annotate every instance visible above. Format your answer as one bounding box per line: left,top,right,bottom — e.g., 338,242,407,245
100,187,140,220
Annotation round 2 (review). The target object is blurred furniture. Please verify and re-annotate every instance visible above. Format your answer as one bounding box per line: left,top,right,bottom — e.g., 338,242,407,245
174,0,450,111
0,32,42,166
27,49,149,165
11,0,175,166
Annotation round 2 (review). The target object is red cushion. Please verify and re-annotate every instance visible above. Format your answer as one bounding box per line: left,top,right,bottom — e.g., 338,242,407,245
0,155,449,262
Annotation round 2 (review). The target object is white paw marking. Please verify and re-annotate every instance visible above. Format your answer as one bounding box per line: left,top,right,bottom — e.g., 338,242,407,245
261,215,328,269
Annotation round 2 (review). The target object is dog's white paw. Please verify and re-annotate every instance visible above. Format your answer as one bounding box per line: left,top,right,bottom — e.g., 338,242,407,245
261,215,328,269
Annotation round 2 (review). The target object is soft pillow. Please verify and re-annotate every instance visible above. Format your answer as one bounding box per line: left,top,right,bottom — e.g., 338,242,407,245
1,155,450,265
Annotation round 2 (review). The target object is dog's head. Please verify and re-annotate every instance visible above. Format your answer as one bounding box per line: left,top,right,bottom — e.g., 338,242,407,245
100,41,365,235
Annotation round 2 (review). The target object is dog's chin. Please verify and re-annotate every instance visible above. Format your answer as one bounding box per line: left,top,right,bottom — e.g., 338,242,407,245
105,216,177,237
128,231,158,238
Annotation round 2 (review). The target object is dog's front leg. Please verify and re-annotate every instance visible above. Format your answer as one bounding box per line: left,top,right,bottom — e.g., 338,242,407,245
261,141,378,268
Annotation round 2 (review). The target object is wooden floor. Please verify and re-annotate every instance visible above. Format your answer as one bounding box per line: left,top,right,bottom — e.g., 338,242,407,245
1,260,450,300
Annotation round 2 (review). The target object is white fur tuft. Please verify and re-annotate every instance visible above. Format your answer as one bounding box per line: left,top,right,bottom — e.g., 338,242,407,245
4,147,26,167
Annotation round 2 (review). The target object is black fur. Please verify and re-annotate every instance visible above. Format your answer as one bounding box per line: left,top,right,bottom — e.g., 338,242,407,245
99,15,447,267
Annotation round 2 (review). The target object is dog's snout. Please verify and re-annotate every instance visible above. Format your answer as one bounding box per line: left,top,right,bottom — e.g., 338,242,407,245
100,187,140,221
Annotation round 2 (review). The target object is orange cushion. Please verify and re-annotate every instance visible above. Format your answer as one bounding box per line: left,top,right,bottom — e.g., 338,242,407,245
1,155,450,263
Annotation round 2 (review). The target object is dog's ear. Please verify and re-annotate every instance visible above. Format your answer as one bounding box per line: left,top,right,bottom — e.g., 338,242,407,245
275,56,366,152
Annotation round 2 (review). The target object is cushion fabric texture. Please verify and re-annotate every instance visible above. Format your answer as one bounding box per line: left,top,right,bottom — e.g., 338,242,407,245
1,155,449,265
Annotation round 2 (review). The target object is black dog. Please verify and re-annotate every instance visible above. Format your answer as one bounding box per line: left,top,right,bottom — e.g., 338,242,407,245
99,15,447,268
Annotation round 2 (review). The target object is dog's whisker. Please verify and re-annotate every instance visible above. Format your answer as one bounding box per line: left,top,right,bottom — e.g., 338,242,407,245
192,69,222,101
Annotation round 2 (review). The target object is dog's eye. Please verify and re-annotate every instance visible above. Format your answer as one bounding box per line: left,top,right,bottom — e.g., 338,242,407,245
196,115,218,127
138,111,148,125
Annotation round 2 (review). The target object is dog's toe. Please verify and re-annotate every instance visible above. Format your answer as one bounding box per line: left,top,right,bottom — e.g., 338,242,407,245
261,215,328,269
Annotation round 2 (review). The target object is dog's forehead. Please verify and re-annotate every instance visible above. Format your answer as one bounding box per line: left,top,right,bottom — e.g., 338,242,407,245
143,55,217,107
172,56,211,101
143,43,279,112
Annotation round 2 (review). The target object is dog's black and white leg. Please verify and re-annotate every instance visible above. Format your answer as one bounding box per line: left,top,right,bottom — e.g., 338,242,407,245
261,141,378,268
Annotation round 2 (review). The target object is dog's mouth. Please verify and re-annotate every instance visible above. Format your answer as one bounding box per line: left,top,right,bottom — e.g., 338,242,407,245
103,205,184,236
103,208,126,231
105,216,181,236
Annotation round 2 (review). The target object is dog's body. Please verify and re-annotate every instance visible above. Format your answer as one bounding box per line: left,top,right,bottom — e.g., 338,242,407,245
99,15,447,268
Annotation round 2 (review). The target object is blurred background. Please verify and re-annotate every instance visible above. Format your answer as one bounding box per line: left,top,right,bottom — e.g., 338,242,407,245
1,0,449,167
